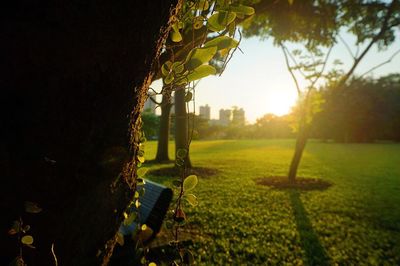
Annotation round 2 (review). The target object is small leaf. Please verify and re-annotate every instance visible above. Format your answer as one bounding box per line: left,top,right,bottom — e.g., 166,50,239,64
288,0,294,5
161,61,171,76
137,167,148,178
135,199,140,208
183,175,198,192
170,30,182,42
116,232,124,246
185,46,217,70
170,23,182,42
171,61,184,74
149,262,157,266
193,0,209,10
21,235,34,245
164,72,174,85
25,201,42,213
207,11,236,32
184,91,193,102
134,191,140,199
141,224,147,231
203,36,238,51
186,65,216,82
137,156,145,163
185,193,198,206
229,5,255,15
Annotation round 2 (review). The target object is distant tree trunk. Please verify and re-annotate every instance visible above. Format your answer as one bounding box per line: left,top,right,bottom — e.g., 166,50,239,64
155,91,173,162
1,1,179,265
288,116,309,183
174,87,192,168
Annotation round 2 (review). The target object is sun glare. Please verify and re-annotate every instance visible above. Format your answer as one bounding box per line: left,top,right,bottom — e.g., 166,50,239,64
266,91,297,116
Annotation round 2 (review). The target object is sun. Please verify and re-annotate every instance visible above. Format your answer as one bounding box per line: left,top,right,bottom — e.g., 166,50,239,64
267,91,297,116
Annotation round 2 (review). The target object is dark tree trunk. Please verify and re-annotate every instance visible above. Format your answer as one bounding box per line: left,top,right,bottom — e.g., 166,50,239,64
1,1,179,265
174,88,192,168
288,121,309,183
155,92,173,162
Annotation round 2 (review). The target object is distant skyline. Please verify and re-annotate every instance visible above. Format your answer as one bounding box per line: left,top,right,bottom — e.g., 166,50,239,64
151,30,400,123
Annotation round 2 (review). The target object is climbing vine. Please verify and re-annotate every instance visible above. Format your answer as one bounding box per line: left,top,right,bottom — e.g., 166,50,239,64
150,0,255,264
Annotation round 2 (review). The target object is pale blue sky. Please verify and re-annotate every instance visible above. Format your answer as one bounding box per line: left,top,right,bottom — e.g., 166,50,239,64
152,31,400,123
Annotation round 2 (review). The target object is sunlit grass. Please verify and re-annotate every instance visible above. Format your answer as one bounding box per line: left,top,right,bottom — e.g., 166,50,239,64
144,139,400,265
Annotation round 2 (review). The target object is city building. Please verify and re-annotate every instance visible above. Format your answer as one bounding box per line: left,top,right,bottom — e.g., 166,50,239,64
219,109,232,126
199,104,211,120
232,108,245,126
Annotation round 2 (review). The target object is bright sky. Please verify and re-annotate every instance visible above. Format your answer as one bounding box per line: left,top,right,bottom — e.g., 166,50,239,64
151,31,400,124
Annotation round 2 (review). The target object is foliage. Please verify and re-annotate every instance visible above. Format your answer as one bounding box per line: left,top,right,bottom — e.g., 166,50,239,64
145,139,400,265
313,73,400,142
7,202,44,265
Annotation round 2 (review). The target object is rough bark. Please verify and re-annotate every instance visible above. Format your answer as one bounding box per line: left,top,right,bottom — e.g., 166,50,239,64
0,0,180,265
155,92,173,162
174,88,192,168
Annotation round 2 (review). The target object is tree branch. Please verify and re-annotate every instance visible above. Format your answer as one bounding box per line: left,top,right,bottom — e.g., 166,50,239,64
359,48,400,78
338,0,398,87
280,42,302,96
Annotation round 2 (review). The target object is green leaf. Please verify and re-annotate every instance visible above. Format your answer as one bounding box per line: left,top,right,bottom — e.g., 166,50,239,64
21,235,34,245
183,175,198,192
186,65,216,82
161,61,172,76
185,193,198,206
170,30,182,42
171,61,184,74
137,156,145,163
193,0,209,10
164,72,174,85
137,167,148,178
203,36,238,51
229,5,255,15
170,23,182,42
185,91,193,102
207,11,236,32
185,46,217,70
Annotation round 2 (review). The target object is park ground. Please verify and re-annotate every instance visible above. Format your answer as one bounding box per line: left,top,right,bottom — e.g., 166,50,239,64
144,139,400,265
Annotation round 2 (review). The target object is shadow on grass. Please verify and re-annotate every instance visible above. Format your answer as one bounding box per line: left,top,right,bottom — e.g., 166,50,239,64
289,190,330,266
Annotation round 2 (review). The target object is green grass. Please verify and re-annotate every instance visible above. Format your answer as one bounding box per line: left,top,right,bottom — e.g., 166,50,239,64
144,139,400,265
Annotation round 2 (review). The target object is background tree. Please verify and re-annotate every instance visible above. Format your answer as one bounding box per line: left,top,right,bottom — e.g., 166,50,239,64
155,0,255,167
1,0,179,264
243,0,400,182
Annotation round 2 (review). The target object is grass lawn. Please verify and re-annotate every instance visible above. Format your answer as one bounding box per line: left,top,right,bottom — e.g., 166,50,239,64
143,139,400,265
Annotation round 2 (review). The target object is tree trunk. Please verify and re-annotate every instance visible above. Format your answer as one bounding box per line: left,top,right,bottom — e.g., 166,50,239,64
155,92,173,162
288,122,309,183
1,1,179,265
174,88,192,168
